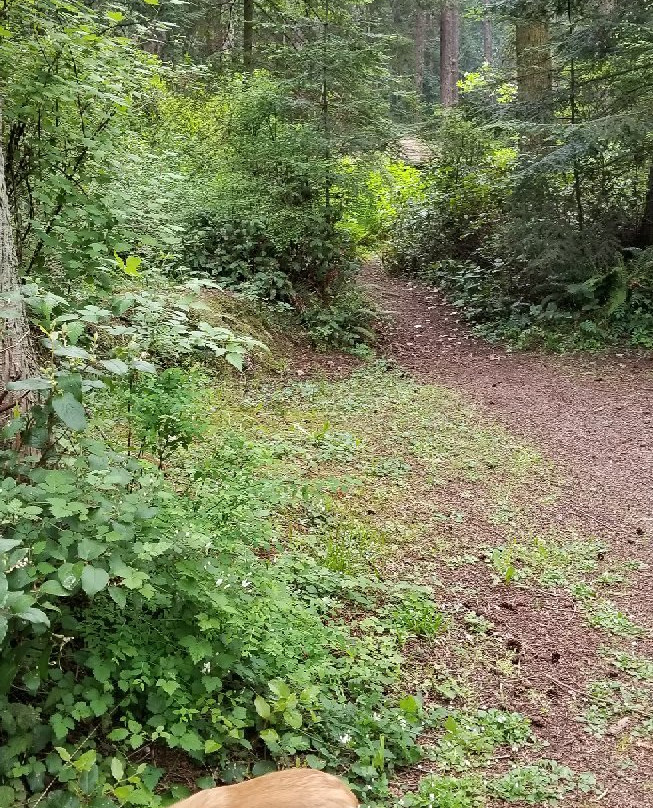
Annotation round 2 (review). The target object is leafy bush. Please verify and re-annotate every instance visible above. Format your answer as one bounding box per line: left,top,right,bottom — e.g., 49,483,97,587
0,408,426,805
384,110,653,350
300,290,378,349
181,213,291,301
180,208,358,304
402,761,595,807
123,367,208,469
0,289,423,806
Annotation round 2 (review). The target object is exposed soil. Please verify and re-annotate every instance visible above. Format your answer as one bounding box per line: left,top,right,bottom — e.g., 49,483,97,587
357,260,653,807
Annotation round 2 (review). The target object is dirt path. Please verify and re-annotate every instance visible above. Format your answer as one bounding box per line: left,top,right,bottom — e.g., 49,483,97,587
358,260,653,807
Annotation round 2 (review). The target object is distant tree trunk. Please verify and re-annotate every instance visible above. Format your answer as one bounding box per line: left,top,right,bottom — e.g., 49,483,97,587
243,0,254,69
636,164,653,248
482,0,493,64
440,1,460,107
206,0,224,62
415,8,428,97
0,103,37,421
515,15,552,121
424,10,438,102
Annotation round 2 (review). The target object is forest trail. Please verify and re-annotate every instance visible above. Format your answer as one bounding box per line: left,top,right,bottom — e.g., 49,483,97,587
357,259,653,807
397,137,432,166
361,258,653,539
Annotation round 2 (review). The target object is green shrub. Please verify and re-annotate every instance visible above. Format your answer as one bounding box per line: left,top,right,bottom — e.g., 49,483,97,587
300,290,378,349
0,294,422,804
181,208,358,305
384,110,653,351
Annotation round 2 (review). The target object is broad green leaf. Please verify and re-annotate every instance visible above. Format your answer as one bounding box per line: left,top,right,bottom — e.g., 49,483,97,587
110,757,124,781
399,695,420,716
74,749,97,774
78,537,106,561
254,695,271,719
131,359,157,373
7,592,33,612
40,579,71,597
7,377,52,391
225,352,244,371
204,739,222,754
0,538,23,553
179,731,203,752
259,728,280,750
305,755,326,770
156,678,179,696
81,566,110,597
252,760,277,776
52,393,87,431
107,10,124,21
64,321,85,345
0,788,15,806
268,679,291,699
108,586,127,608
121,255,142,277
283,708,302,729
53,345,92,360
17,607,50,626
99,358,129,375
79,763,99,794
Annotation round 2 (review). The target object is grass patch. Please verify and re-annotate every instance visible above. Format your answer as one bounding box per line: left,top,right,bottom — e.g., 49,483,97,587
601,648,653,681
584,600,647,638
164,360,635,804
402,761,596,807
582,679,653,738
483,534,605,589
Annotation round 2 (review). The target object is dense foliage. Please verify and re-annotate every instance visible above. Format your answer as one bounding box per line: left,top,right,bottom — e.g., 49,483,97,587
386,2,653,350
0,0,411,805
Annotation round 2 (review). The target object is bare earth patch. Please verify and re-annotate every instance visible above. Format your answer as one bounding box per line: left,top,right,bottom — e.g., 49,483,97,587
356,260,653,807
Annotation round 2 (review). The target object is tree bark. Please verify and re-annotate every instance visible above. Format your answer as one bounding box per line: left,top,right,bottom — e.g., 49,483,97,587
206,0,224,62
243,0,254,70
482,0,493,64
415,8,428,97
440,1,460,108
515,16,552,121
636,163,653,248
0,103,37,421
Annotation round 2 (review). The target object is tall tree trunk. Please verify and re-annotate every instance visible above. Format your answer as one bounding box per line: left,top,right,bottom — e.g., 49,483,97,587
415,8,428,97
0,103,37,421
243,0,254,69
515,15,552,121
206,0,224,62
482,0,493,64
636,163,653,248
440,1,460,108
